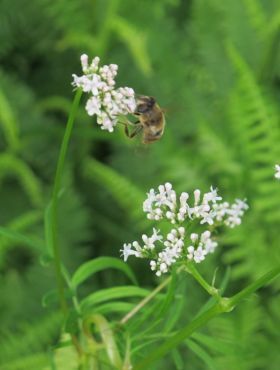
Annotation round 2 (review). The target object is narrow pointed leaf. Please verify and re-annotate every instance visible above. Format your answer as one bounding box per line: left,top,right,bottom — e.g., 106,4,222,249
72,256,137,288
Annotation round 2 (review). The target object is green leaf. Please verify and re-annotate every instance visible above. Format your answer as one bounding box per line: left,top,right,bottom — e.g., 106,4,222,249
83,158,147,228
38,95,72,115
133,304,220,370
44,202,53,257
171,348,184,370
0,352,50,370
93,301,135,315
0,87,20,151
185,339,217,370
53,334,78,370
64,309,79,335
86,314,122,368
192,333,233,355
42,290,59,308
0,154,43,207
111,16,152,76
0,210,42,266
0,226,44,252
158,270,177,316
80,286,151,313
42,289,72,308
164,292,185,333
72,256,137,288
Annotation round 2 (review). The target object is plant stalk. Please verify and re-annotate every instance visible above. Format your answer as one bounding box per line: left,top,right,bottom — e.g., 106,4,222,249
133,264,280,369
51,88,83,315
120,276,171,325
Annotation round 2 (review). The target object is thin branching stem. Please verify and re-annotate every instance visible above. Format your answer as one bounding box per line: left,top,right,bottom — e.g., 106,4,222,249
120,266,185,325
185,262,219,297
51,88,83,315
120,276,172,325
133,264,280,369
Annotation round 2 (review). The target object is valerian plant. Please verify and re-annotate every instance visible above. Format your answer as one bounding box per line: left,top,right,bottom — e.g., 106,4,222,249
72,54,136,132
39,56,280,368
275,164,280,179
121,183,248,276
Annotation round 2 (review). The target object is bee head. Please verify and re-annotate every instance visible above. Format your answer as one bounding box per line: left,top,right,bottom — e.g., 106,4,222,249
135,96,156,114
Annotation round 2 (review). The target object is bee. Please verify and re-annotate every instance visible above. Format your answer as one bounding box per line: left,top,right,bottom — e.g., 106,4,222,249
124,96,165,144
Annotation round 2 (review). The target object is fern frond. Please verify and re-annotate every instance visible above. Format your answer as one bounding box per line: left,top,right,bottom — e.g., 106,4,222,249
0,312,61,363
83,157,148,229
243,0,267,40
0,352,50,370
227,43,280,223
0,210,42,266
206,296,263,370
0,153,43,208
111,16,152,76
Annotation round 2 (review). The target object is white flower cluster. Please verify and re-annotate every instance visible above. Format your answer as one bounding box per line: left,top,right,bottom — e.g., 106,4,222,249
72,54,136,132
143,183,247,227
151,227,185,276
187,231,217,263
275,164,280,179
121,183,248,276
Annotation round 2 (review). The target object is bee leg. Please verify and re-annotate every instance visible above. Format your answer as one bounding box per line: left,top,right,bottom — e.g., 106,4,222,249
118,119,139,127
125,124,142,138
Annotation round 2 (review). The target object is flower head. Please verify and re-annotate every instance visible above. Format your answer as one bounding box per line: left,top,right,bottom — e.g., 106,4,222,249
275,164,280,179
72,54,136,132
122,183,248,276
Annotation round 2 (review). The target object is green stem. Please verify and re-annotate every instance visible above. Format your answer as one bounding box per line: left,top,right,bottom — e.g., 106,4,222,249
120,276,171,325
228,265,280,308
185,262,219,297
133,304,221,370
120,266,185,326
51,88,83,315
133,264,280,369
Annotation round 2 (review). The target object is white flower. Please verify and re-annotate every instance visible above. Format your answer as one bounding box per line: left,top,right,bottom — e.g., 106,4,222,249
97,112,117,132
222,199,249,228
86,96,101,116
142,185,231,226
122,183,248,275
275,164,280,179
142,228,163,250
120,243,138,262
187,246,195,260
193,246,207,263
186,230,217,263
143,183,177,223
202,186,222,204
149,227,185,275
72,54,136,132
72,75,93,93
80,54,89,72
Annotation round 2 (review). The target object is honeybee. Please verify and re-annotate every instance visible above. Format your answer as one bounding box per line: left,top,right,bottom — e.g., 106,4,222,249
124,96,165,144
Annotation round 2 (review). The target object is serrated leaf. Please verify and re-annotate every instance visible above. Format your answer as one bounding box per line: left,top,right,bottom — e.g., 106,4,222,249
72,256,137,288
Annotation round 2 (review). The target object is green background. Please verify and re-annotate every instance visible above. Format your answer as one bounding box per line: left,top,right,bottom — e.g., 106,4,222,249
1,0,280,369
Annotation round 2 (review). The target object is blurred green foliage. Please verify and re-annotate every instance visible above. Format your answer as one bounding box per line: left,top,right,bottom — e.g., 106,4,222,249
1,0,280,369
